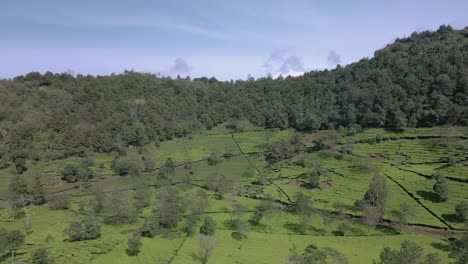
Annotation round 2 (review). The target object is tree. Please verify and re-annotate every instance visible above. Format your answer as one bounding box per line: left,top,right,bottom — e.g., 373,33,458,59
391,202,415,232
249,209,264,226
198,235,219,264
294,192,313,216
31,248,55,264
362,205,381,235
294,192,313,234
14,157,27,174
200,217,217,236
61,163,79,182
65,216,101,242
449,233,468,264
134,186,151,211
455,201,468,224
142,152,156,171
105,192,138,224
65,219,83,242
31,175,46,205
207,151,222,165
3,229,25,260
157,187,182,229
127,233,142,256
363,172,389,213
302,170,320,189
376,240,441,264
432,172,449,202
7,174,30,219
81,216,102,240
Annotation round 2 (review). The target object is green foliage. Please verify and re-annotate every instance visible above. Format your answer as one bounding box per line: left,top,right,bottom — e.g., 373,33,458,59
65,216,101,242
455,201,468,223
0,229,25,259
200,216,217,236
31,248,55,264
126,233,142,256
48,193,69,210
432,172,449,202
376,240,441,264
61,161,93,183
207,151,222,165
289,244,348,264
363,172,389,213
449,234,468,264
112,153,143,176
0,28,467,164
31,175,47,205
105,192,138,225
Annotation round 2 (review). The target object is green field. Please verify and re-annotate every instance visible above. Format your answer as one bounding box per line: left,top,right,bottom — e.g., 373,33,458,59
0,125,467,264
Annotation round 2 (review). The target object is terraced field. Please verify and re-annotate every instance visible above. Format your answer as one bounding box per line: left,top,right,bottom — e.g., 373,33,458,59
0,125,466,263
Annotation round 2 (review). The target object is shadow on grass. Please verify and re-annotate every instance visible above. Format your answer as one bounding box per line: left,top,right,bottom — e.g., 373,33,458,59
431,242,449,252
416,190,439,202
442,213,460,223
190,252,202,262
283,222,306,234
375,225,399,235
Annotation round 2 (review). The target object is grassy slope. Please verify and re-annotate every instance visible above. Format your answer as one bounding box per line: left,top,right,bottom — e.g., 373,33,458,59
0,125,466,263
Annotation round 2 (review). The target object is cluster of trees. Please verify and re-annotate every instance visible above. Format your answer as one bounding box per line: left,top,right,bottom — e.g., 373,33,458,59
1,26,466,165
375,240,442,264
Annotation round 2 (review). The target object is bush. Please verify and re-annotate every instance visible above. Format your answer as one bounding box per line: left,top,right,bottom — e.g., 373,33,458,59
231,231,247,241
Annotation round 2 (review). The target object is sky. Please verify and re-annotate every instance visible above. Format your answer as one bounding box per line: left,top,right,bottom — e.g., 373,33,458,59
1,0,467,80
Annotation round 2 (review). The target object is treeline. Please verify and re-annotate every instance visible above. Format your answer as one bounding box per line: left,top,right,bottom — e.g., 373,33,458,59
0,25,467,164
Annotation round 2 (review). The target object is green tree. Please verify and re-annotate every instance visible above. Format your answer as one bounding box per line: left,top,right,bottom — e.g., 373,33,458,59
449,233,468,264
31,248,55,264
127,233,142,256
3,230,25,260
391,202,415,233
198,235,219,264
200,217,217,236
432,172,449,202
112,153,143,176
7,174,30,219
362,205,381,235
455,201,468,224
376,240,441,264
31,175,46,205
363,172,389,213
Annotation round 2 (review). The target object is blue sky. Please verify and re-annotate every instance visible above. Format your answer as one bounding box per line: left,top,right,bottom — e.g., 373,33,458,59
1,0,467,80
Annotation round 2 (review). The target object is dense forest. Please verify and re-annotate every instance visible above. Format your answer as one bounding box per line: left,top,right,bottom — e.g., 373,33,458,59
0,25,467,165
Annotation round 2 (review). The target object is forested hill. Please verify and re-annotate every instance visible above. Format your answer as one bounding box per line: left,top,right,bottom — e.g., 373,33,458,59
0,25,467,164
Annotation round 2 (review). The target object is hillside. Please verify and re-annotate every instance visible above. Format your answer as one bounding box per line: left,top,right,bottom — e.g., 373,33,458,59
0,25,467,264
0,25,467,166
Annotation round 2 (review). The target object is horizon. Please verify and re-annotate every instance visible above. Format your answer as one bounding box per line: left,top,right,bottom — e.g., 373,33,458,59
1,0,467,80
